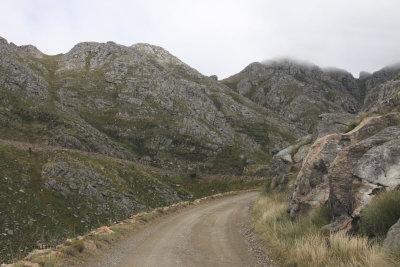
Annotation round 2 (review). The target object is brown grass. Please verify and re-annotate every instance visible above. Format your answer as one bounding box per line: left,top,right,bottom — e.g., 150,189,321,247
252,193,395,266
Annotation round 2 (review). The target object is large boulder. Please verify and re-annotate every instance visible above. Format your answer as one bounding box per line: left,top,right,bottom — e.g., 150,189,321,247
269,135,312,178
289,134,348,219
289,112,400,231
329,125,400,230
383,218,400,252
268,135,312,192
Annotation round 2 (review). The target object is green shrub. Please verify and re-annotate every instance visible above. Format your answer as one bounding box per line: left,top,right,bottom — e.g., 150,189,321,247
62,246,78,256
290,137,312,157
345,120,360,133
359,190,400,238
71,239,85,253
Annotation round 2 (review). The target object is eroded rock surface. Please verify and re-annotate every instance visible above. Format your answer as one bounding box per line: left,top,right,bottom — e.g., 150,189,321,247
313,113,360,140
289,134,347,219
289,112,400,231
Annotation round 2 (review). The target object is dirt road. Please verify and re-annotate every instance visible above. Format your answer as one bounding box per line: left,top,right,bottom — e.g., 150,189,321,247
89,191,265,267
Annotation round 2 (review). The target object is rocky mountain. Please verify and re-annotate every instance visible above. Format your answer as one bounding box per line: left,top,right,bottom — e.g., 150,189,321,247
1,34,400,263
0,37,298,176
222,59,363,132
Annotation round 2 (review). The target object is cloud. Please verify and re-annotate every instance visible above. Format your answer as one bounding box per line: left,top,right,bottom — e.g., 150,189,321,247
1,0,399,78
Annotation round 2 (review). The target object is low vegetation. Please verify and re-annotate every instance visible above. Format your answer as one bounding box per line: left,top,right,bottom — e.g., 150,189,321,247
345,112,368,133
345,120,361,133
359,189,400,240
290,137,312,157
252,190,397,266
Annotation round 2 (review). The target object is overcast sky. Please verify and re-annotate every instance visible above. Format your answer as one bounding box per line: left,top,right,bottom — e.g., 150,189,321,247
1,0,399,79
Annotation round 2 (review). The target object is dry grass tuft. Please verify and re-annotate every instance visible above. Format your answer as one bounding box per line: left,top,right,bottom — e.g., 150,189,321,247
253,193,395,266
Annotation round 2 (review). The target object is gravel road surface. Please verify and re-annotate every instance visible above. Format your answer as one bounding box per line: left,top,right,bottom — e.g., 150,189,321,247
88,191,267,267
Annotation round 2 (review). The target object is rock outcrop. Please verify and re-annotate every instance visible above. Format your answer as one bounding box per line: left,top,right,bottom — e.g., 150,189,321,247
268,135,312,191
312,113,360,141
289,134,348,219
329,120,400,231
289,112,400,231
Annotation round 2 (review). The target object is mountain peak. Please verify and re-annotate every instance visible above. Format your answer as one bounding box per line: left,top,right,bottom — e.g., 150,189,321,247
131,43,182,65
0,36,8,45
17,44,43,58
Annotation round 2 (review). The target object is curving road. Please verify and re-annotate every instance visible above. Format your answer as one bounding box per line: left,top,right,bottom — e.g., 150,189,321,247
89,191,264,267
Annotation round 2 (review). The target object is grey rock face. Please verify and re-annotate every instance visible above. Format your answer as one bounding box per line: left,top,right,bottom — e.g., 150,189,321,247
353,135,400,189
268,135,312,192
289,134,348,219
329,123,400,222
293,144,311,163
360,63,400,114
313,113,360,140
288,112,400,231
0,38,49,100
363,79,400,113
269,144,296,178
383,218,400,252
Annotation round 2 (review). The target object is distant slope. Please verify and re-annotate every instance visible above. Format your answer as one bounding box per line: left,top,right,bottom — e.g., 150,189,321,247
222,59,362,132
